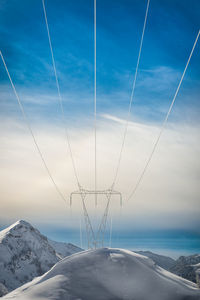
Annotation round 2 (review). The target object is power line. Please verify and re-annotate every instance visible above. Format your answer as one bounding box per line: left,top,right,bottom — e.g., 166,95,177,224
111,0,150,189
103,0,150,230
109,216,112,248
0,50,67,204
42,0,81,189
94,0,97,206
79,217,83,249
127,29,200,201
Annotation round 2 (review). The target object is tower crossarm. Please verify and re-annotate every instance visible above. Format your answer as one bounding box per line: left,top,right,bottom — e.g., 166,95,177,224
70,188,122,207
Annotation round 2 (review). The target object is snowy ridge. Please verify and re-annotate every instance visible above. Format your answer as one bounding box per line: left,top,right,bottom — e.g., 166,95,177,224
48,239,82,259
3,248,200,300
0,220,82,295
0,220,30,241
135,250,175,270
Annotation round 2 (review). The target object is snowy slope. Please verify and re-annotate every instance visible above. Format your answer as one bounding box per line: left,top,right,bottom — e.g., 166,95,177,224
135,250,175,270
48,239,83,259
3,248,200,300
0,220,82,294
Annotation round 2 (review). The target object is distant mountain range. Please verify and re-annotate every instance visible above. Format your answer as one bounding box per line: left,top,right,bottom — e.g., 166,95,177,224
0,220,199,298
135,250,175,270
170,254,200,283
136,251,200,284
136,250,200,284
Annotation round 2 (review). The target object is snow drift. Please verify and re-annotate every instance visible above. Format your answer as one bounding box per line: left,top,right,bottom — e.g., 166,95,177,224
3,248,200,300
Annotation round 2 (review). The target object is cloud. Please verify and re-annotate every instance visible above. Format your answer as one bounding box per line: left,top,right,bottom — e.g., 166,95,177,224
136,66,181,93
101,113,158,133
0,114,199,231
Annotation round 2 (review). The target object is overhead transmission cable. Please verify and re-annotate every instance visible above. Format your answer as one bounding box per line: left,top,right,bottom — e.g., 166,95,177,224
109,217,112,248
42,0,96,249
127,29,200,201
97,0,150,248
111,0,150,190
94,0,97,206
0,51,67,204
98,0,150,242
42,0,81,189
79,218,83,249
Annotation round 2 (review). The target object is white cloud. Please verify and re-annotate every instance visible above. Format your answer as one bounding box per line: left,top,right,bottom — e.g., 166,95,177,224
0,114,199,231
136,66,181,93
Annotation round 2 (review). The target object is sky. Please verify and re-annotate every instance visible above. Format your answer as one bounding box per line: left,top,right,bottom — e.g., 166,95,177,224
0,0,200,254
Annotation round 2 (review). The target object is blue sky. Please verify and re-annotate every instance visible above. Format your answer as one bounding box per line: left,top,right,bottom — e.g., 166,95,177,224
0,0,200,122
0,0,200,253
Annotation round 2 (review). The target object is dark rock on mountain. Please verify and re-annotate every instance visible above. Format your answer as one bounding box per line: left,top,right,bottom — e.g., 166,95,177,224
170,254,200,283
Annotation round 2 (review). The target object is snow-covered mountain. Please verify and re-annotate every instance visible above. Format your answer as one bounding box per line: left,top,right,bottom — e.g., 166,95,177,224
170,254,200,283
135,250,175,270
0,220,82,295
3,248,200,300
48,239,82,259
135,251,200,284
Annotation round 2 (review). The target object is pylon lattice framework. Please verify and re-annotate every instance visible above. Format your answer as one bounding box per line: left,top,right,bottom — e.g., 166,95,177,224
70,188,122,249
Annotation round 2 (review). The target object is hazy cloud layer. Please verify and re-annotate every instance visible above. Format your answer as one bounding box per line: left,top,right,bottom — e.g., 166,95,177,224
0,113,199,231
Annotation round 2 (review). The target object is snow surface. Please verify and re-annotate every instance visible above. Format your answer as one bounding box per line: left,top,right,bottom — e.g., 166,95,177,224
3,248,200,300
135,250,175,270
0,220,82,294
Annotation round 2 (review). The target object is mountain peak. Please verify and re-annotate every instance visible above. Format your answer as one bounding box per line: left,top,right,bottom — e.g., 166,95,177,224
0,220,35,241
10,219,33,230
15,219,31,226
0,220,82,294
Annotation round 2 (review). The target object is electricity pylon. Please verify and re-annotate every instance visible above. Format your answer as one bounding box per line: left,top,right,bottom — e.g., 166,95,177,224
70,187,122,249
